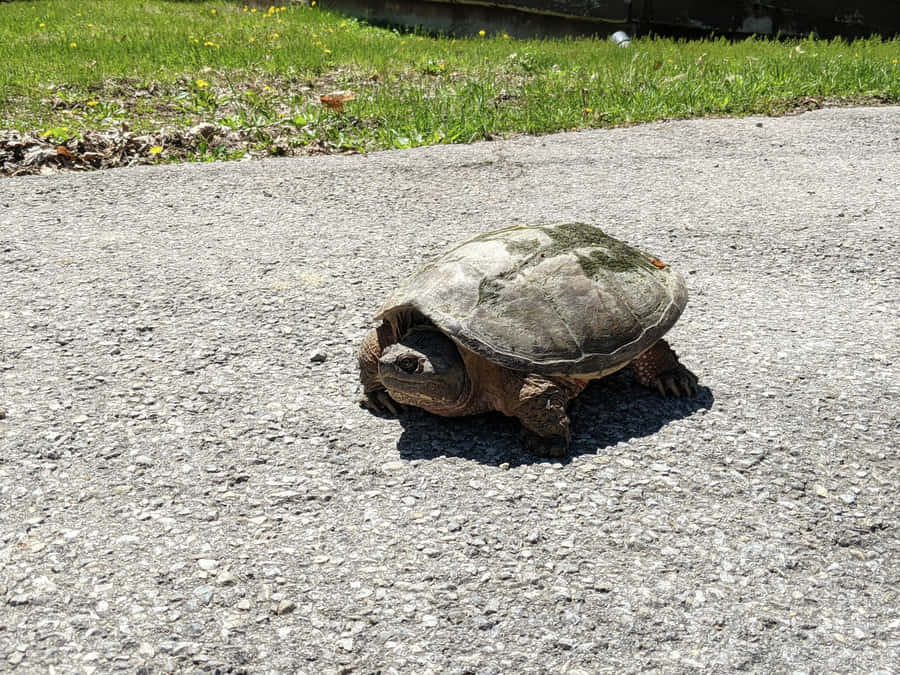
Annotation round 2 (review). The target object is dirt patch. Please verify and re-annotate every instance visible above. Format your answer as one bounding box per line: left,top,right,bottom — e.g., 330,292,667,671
0,123,359,177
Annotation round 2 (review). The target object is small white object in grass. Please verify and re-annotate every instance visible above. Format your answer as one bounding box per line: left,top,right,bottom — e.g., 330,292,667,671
610,31,631,47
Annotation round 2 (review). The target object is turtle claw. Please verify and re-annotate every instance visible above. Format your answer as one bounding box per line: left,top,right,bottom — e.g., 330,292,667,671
654,365,698,398
520,428,570,458
360,390,404,416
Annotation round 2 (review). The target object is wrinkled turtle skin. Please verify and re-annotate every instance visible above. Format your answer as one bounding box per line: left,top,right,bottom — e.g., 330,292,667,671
359,223,699,457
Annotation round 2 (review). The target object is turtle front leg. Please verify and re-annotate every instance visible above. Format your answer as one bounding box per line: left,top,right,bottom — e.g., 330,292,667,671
510,375,572,458
358,325,404,415
631,340,698,397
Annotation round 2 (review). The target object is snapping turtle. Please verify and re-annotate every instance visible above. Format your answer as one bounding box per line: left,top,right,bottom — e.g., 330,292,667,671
358,223,698,457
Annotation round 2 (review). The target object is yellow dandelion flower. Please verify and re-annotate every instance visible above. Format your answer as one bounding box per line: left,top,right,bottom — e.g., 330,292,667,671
324,48,332,54
87,100,99,106
270,32,279,39
69,42,77,48
148,146,163,155
478,29,486,36
211,8,216,14
503,33,509,39
311,1,316,6
195,79,209,88
39,22,45,27
249,36,256,43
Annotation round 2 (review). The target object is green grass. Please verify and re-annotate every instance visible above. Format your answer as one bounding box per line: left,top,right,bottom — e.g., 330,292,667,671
2,0,899,161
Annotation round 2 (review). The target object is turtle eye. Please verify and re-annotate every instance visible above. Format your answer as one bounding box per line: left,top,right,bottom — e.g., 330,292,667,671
397,356,419,374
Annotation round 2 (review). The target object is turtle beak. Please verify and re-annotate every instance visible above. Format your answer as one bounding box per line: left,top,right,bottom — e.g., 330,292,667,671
377,332,468,409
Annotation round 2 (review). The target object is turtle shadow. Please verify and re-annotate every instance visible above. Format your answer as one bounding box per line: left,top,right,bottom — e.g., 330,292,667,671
395,369,714,467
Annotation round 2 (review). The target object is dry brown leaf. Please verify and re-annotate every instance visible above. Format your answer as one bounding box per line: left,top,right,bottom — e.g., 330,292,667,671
319,91,355,113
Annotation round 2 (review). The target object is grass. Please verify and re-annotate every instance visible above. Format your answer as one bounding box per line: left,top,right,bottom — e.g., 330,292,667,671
1,0,900,163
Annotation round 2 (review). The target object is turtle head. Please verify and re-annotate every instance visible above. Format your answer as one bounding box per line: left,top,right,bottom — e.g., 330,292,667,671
378,329,468,410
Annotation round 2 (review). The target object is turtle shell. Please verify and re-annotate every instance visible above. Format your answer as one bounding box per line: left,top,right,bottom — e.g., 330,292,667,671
376,223,688,377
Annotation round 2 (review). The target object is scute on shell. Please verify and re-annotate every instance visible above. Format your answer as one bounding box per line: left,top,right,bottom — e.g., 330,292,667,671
376,223,688,377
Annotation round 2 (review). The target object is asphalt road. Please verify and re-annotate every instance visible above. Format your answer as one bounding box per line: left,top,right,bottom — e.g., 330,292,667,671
2,106,899,673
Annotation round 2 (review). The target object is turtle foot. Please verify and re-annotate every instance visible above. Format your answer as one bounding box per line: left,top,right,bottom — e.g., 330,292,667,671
520,429,570,458
359,390,404,416
632,340,699,398
652,364,698,398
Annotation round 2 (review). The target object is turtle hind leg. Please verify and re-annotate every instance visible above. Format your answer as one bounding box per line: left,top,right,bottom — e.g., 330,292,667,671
511,375,572,457
631,340,698,398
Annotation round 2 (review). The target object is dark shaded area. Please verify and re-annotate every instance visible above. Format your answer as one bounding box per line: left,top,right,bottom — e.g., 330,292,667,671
395,368,714,467
322,0,900,39
636,0,900,39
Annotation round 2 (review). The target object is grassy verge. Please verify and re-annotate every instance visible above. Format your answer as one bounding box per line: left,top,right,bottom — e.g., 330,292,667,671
1,0,899,172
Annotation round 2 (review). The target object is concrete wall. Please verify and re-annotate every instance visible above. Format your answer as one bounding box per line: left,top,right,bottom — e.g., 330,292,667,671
320,0,900,38
321,0,634,38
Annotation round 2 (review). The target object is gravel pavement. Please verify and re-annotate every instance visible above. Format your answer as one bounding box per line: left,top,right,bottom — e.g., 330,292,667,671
2,106,899,673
